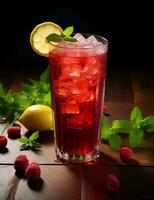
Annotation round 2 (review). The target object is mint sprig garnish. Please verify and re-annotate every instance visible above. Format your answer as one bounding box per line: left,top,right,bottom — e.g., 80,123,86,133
46,26,78,43
63,26,74,36
18,131,41,150
46,33,63,42
101,106,154,150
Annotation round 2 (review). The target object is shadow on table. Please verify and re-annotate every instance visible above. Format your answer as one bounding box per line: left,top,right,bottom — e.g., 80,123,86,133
28,177,44,191
25,130,54,145
0,147,9,154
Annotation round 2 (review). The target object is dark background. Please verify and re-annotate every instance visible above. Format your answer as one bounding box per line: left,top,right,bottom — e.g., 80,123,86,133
1,2,154,74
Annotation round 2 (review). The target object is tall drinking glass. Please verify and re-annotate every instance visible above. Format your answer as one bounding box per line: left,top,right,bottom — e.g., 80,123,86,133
48,34,108,162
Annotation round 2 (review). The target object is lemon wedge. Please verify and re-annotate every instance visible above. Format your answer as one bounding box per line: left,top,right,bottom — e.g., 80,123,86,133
19,105,54,131
30,22,63,57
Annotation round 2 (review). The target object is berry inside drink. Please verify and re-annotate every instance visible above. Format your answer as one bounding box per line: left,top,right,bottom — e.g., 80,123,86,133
49,34,108,162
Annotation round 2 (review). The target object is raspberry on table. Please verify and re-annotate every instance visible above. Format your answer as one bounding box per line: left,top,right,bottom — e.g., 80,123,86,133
25,162,41,180
105,174,120,191
14,154,29,172
7,126,21,139
0,135,7,149
120,146,133,162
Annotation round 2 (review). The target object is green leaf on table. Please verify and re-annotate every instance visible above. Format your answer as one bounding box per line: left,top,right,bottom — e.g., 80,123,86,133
111,120,131,134
108,134,122,151
130,106,142,127
141,116,154,132
20,143,30,151
31,141,42,149
0,82,5,97
101,116,110,139
29,131,39,141
129,128,144,148
19,131,41,151
46,33,63,42
63,26,74,36
18,137,29,143
63,36,78,42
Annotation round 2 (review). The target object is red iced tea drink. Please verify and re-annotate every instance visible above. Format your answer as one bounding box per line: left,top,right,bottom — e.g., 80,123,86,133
49,34,108,162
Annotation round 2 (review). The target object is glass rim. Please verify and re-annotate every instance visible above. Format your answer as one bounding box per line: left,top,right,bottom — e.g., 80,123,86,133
49,33,108,50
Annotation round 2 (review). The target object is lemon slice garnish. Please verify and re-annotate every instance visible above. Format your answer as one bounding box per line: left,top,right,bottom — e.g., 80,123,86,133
30,22,63,57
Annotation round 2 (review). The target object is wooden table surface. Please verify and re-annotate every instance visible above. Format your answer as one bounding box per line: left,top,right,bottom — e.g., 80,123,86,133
1,65,154,200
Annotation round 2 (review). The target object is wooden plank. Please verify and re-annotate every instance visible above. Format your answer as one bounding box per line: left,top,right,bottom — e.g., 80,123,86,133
105,101,154,120
0,126,57,164
105,67,134,103
130,68,154,103
81,166,154,200
0,165,81,200
81,165,119,200
118,166,154,199
100,143,154,166
0,165,20,200
16,165,81,200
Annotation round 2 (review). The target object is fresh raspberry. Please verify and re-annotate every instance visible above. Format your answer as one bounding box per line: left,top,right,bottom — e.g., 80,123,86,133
0,136,7,149
14,155,29,172
25,162,41,180
105,174,120,191
103,105,109,115
7,126,21,139
120,147,133,162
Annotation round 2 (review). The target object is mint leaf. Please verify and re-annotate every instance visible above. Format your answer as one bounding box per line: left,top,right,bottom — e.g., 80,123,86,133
129,128,144,148
141,116,154,132
108,134,122,151
14,93,31,110
19,131,41,151
101,116,110,139
29,131,39,141
46,26,77,43
63,26,74,36
31,141,42,149
21,83,33,93
130,106,142,127
46,33,62,42
111,120,131,134
43,92,51,106
0,82,5,97
20,143,29,150
63,36,78,42
18,137,29,143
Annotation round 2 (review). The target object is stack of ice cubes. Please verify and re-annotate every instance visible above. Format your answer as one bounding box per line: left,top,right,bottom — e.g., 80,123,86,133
73,33,103,48
56,33,107,55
